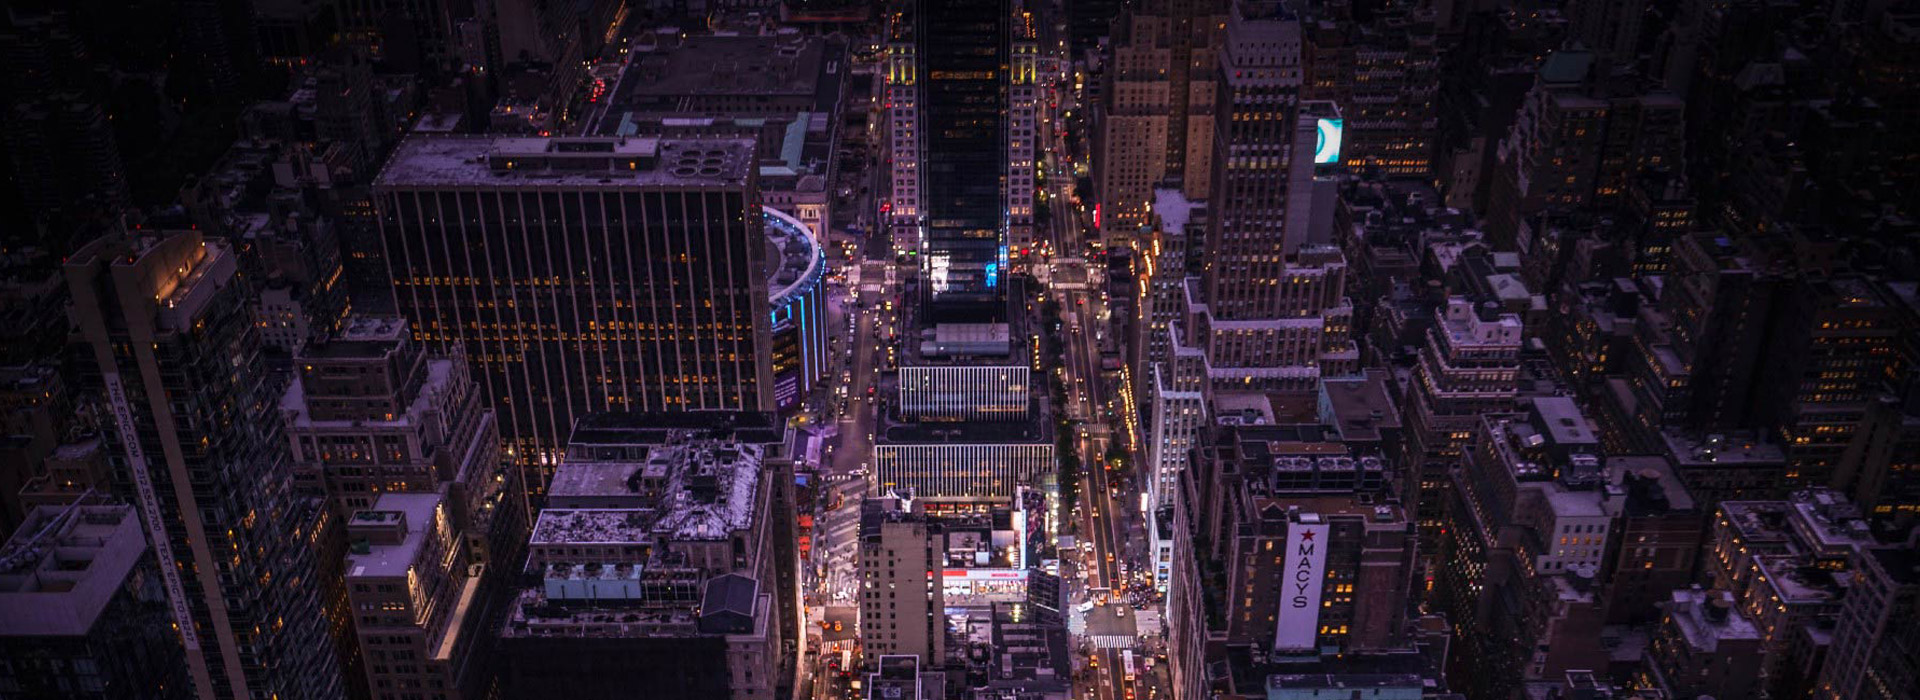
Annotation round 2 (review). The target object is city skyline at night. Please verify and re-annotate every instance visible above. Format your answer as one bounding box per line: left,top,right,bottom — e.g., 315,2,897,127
2,1,1920,700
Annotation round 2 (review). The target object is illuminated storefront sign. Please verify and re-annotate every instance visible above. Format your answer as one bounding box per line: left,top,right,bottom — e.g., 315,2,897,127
942,568,1028,605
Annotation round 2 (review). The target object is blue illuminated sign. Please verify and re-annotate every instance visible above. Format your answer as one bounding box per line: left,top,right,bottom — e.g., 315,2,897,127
1314,118,1344,165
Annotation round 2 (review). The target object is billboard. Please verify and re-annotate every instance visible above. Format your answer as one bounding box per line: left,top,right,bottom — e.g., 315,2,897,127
1274,521,1330,650
1313,118,1344,165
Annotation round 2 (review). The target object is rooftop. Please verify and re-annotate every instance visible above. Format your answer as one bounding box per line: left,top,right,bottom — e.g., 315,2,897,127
347,493,443,579
530,509,658,545
536,441,765,543
1319,369,1402,442
605,32,835,109
299,316,408,359
281,355,456,429
0,506,149,637
1667,588,1762,651
375,136,755,189
566,411,784,450
1153,187,1199,236
1663,431,1786,466
1752,554,1845,604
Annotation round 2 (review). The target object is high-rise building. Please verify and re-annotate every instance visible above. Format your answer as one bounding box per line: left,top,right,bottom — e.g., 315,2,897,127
1640,588,1766,700
343,493,490,699
872,424,1054,503
494,415,789,700
0,12,130,225
1438,397,1616,700
0,362,70,538
376,136,779,495
1597,457,1701,625
1814,545,1920,700
1301,2,1440,176
66,231,342,699
0,505,191,700
1403,295,1523,556
1483,51,1609,249
282,316,509,529
1137,193,1210,519
1193,426,1413,653
1207,1,1315,319
1566,0,1646,72
1483,48,1685,248
2,95,131,222
885,0,1037,313
280,314,519,698
858,494,946,665
1709,490,1876,699
1097,0,1226,244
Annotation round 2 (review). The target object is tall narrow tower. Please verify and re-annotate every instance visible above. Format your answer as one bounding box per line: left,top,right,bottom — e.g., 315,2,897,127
66,231,343,700
887,0,1038,321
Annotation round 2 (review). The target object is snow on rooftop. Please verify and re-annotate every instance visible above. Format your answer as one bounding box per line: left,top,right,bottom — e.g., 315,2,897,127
375,135,755,189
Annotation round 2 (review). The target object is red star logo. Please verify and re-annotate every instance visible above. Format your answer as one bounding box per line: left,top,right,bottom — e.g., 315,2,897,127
1299,531,1315,541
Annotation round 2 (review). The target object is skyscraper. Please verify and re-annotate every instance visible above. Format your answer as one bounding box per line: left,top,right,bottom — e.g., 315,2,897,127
1301,2,1440,176
375,136,777,495
1815,545,1920,700
66,231,342,700
886,0,1036,318
1097,0,1227,245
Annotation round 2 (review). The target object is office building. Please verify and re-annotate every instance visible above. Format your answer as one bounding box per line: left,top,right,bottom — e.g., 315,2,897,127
858,494,946,666
1206,2,1343,320
873,420,1053,503
1483,49,1684,248
1438,397,1616,700
897,366,1031,421
495,419,787,700
2,95,131,223
1815,545,1920,700
1710,490,1881,698
1190,424,1412,653
376,135,779,494
1640,588,1765,699
1301,2,1440,176
1598,457,1701,625
1138,192,1209,513
345,493,490,700
1097,0,1226,243
0,13,130,222
66,231,342,700
590,31,847,236
0,362,70,537
282,316,508,527
280,314,518,696
0,505,190,699
1404,295,1524,556
885,0,1038,309
1566,0,1644,71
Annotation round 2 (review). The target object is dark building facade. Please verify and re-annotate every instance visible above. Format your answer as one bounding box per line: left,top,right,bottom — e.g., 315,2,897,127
66,231,342,700
887,0,1035,319
375,136,777,497
0,505,191,700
